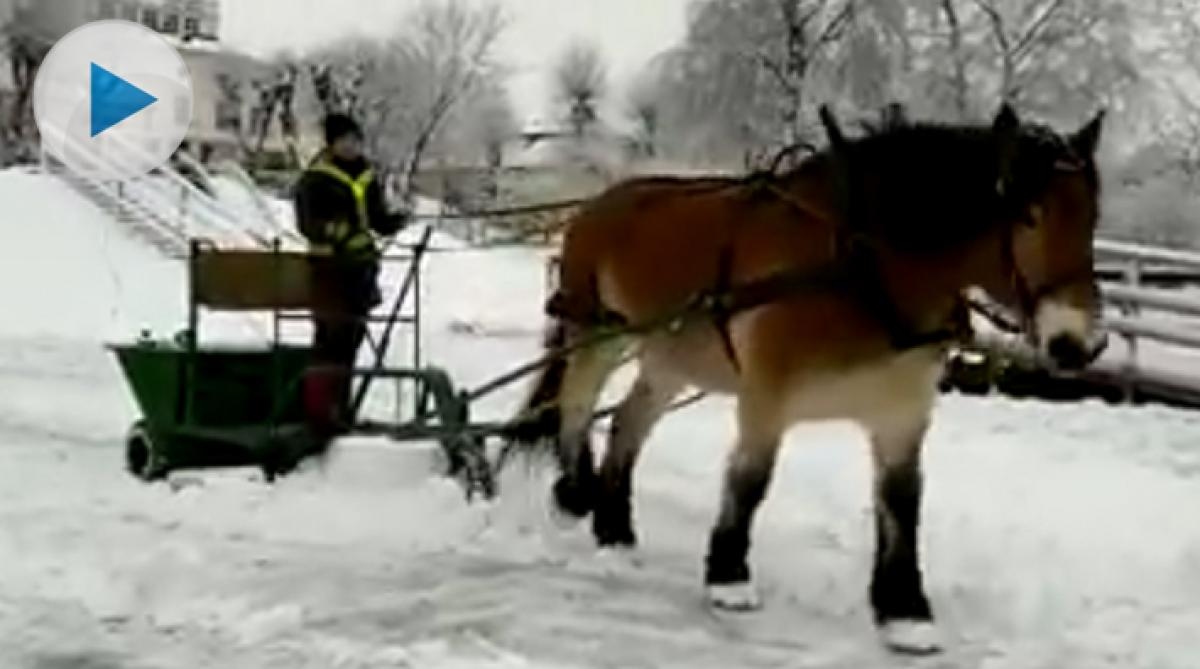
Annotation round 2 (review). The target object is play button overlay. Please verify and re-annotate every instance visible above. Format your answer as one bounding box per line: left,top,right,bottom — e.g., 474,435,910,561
33,20,193,180
90,63,158,137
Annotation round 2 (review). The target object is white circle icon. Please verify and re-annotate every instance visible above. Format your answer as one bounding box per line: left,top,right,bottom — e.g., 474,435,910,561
33,20,194,180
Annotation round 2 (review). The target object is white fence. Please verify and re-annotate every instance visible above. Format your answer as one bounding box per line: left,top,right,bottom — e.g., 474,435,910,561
1094,239,1200,404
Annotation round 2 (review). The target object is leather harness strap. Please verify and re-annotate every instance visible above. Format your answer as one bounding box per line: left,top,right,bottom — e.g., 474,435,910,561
710,247,741,370
695,257,966,365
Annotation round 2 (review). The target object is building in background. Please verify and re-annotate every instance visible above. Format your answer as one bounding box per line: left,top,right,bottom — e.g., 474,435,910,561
4,0,312,166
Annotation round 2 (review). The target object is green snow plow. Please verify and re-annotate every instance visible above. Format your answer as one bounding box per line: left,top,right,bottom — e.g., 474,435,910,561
108,231,495,499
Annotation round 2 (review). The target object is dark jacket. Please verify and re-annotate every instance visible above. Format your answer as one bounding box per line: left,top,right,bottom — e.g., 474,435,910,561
294,152,406,314
294,152,405,248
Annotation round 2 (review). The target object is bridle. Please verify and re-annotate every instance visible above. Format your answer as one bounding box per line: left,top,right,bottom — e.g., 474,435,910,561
991,153,1099,341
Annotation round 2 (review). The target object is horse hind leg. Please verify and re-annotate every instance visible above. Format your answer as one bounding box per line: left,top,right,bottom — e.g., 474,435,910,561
593,370,682,548
705,399,784,611
508,322,627,519
864,405,941,655
550,329,629,520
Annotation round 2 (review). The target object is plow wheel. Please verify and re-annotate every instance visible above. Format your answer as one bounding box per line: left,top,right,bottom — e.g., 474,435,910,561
125,419,169,482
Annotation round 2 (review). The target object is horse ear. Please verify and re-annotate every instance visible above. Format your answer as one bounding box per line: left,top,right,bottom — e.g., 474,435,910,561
992,102,1021,196
992,102,1020,136
1070,109,1106,158
819,104,847,149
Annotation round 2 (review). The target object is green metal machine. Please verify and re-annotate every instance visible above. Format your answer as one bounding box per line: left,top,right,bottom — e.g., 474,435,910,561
109,230,495,499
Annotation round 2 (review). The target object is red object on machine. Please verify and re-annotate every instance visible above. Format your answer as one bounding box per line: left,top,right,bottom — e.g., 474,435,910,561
302,365,345,432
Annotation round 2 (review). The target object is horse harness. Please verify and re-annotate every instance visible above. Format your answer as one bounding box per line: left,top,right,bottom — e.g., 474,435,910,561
548,153,1094,370
692,172,972,372
699,242,970,373
546,190,978,371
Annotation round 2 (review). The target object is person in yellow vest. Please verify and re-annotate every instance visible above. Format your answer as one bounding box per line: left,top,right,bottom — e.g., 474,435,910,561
294,113,407,435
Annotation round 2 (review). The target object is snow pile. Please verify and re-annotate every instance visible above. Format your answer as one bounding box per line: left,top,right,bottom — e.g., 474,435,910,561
205,172,294,243
0,169,184,342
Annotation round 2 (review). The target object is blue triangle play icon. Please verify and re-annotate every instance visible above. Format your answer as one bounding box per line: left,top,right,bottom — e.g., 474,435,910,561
90,62,157,137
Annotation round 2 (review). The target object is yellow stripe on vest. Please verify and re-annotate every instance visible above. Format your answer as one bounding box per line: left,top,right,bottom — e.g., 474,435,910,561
308,162,375,235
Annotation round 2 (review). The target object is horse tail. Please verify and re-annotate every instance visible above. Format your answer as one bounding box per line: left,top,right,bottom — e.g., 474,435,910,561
504,317,568,449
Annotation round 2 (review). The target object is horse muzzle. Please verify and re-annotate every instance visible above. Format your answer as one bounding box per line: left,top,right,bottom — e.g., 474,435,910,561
1044,330,1108,371
1033,300,1107,371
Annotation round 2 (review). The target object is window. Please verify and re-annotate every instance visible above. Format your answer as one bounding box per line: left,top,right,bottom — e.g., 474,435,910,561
216,100,242,133
184,17,200,39
142,8,158,31
163,13,180,34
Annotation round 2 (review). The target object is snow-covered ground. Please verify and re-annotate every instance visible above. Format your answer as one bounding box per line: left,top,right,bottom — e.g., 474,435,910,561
2,169,1200,668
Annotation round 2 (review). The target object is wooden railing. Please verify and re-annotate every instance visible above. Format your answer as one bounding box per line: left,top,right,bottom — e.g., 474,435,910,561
1093,239,1200,404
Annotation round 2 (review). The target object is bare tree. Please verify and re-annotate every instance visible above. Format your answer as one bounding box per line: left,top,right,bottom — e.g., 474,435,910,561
554,41,607,138
301,1,505,201
939,0,971,118
232,60,303,167
210,55,300,169
765,0,854,144
465,82,518,169
962,0,1138,119
971,0,1070,103
647,0,858,163
626,72,661,159
394,0,506,198
0,3,49,164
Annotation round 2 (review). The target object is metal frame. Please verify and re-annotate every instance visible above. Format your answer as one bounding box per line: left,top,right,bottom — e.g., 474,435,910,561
163,229,496,497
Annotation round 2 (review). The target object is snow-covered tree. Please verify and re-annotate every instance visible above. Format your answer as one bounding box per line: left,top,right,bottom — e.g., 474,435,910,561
553,41,608,139
644,0,858,164
626,71,662,160
639,0,1168,166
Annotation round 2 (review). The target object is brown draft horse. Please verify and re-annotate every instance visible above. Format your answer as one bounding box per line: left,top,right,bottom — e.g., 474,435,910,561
507,104,1106,654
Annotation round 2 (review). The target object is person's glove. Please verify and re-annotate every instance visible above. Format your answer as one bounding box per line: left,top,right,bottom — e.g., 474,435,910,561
325,219,374,255
325,219,352,245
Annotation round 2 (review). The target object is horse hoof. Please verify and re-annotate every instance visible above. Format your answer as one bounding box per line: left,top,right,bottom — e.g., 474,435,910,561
879,620,942,655
706,582,761,611
593,519,637,548
552,477,594,519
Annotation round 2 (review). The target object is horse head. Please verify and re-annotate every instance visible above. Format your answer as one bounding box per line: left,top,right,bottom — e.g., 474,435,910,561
991,106,1108,370
815,103,1107,371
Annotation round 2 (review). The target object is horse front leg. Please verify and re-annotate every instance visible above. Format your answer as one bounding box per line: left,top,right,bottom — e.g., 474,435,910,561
704,401,782,611
865,405,940,655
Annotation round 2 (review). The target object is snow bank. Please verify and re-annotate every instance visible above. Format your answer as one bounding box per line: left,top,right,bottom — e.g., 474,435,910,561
0,169,184,342
206,173,293,242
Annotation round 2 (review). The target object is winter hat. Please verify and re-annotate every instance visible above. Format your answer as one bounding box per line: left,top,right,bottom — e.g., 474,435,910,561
323,113,363,144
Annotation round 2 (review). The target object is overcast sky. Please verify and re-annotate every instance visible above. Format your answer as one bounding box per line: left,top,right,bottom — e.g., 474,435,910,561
219,0,691,122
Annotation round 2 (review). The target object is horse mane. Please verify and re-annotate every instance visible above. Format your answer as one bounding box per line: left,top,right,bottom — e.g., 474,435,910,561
776,115,1091,254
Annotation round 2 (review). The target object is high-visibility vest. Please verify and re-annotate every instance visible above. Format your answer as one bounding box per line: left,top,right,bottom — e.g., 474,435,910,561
306,159,376,255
